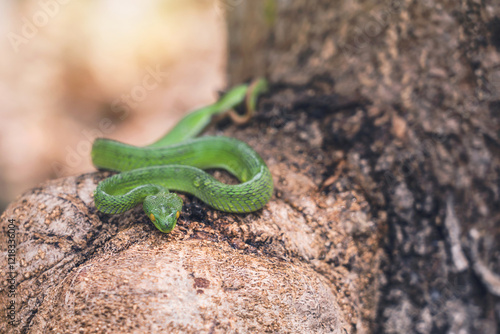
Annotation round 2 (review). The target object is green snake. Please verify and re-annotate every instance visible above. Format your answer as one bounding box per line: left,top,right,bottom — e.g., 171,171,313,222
92,79,273,233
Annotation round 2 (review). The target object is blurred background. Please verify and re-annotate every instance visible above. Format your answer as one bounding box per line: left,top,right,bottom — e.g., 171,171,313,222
0,0,230,212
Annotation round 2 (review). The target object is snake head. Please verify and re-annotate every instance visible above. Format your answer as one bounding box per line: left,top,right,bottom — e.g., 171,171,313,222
143,192,183,233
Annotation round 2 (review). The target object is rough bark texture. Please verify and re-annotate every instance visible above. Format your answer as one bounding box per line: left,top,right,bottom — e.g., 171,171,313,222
2,0,500,333
0,95,379,332
228,0,500,333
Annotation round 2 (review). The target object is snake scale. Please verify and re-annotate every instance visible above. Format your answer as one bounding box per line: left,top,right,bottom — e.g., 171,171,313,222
92,79,273,233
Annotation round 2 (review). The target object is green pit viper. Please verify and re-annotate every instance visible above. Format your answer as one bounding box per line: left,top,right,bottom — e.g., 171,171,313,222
92,79,273,233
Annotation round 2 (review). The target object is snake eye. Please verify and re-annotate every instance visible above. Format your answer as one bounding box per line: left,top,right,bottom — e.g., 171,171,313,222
176,211,180,219
149,213,156,222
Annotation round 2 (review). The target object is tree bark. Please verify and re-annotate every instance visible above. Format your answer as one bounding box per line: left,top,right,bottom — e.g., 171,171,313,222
227,0,500,332
0,97,379,332
2,0,500,333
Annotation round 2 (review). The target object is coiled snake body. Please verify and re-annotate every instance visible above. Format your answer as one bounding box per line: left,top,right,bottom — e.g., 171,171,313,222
92,80,273,233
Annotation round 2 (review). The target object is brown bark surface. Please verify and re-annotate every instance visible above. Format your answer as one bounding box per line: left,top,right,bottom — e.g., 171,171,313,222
228,0,500,332
0,95,379,333
2,0,500,333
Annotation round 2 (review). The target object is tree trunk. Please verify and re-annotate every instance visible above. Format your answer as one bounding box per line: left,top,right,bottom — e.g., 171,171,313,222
1,0,499,333
228,0,500,332
0,99,379,333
